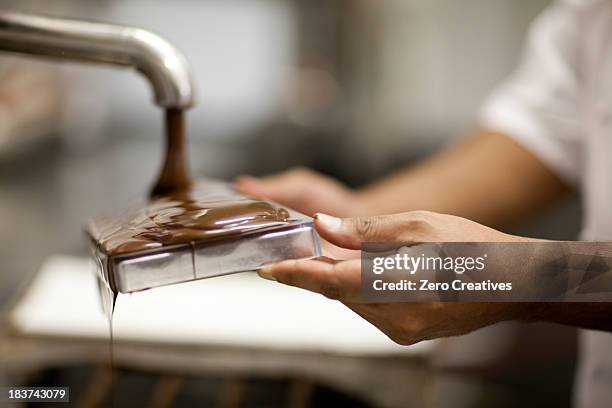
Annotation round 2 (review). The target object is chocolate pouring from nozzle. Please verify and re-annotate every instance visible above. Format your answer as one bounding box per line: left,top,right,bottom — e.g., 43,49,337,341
0,10,196,194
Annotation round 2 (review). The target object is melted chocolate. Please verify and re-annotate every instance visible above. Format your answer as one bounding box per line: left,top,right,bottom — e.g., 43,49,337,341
89,106,294,301
150,109,192,197
91,108,291,259
96,182,290,257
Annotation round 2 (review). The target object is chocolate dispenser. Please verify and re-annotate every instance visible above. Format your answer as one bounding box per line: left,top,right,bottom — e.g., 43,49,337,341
0,10,193,108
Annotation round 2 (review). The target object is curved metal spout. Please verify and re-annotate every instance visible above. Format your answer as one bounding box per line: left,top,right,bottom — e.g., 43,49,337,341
0,10,194,109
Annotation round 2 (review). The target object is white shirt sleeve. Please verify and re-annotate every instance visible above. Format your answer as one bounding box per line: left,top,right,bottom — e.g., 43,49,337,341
479,0,586,186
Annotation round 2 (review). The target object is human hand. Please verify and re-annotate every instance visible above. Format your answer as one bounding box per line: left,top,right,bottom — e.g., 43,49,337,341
258,211,529,345
235,167,363,217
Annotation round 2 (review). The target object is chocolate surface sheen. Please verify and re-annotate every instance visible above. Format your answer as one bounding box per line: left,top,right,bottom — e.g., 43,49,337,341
94,182,291,256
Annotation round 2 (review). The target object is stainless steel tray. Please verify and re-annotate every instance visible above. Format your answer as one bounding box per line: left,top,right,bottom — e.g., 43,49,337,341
93,217,320,294
88,183,321,296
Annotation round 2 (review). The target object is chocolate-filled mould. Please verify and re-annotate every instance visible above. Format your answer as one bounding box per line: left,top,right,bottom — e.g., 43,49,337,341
89,108,319,301
89,181,321,295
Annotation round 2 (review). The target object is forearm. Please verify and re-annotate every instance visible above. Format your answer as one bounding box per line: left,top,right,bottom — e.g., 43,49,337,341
527,241,612,331
496,241,612,331
524,303,612,331
356,130,571,228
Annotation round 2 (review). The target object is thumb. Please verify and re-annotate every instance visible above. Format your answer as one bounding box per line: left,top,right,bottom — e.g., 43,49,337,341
314,213,409,250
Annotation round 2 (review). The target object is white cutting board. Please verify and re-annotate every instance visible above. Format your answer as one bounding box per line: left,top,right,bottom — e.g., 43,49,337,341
10,256,430,356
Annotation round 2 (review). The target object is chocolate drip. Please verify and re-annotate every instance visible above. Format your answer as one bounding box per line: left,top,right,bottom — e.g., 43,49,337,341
97,107,292,396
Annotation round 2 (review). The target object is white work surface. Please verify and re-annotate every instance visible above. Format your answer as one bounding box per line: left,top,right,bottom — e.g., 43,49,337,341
10,256,430,357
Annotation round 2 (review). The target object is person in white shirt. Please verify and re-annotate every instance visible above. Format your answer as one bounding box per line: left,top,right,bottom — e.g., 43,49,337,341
236,0,612,405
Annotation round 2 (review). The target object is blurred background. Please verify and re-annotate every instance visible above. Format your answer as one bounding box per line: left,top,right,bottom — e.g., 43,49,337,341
0,0,581,407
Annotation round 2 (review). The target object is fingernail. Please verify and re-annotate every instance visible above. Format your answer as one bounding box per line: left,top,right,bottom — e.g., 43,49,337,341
315,213,342,230
258,267,277,281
